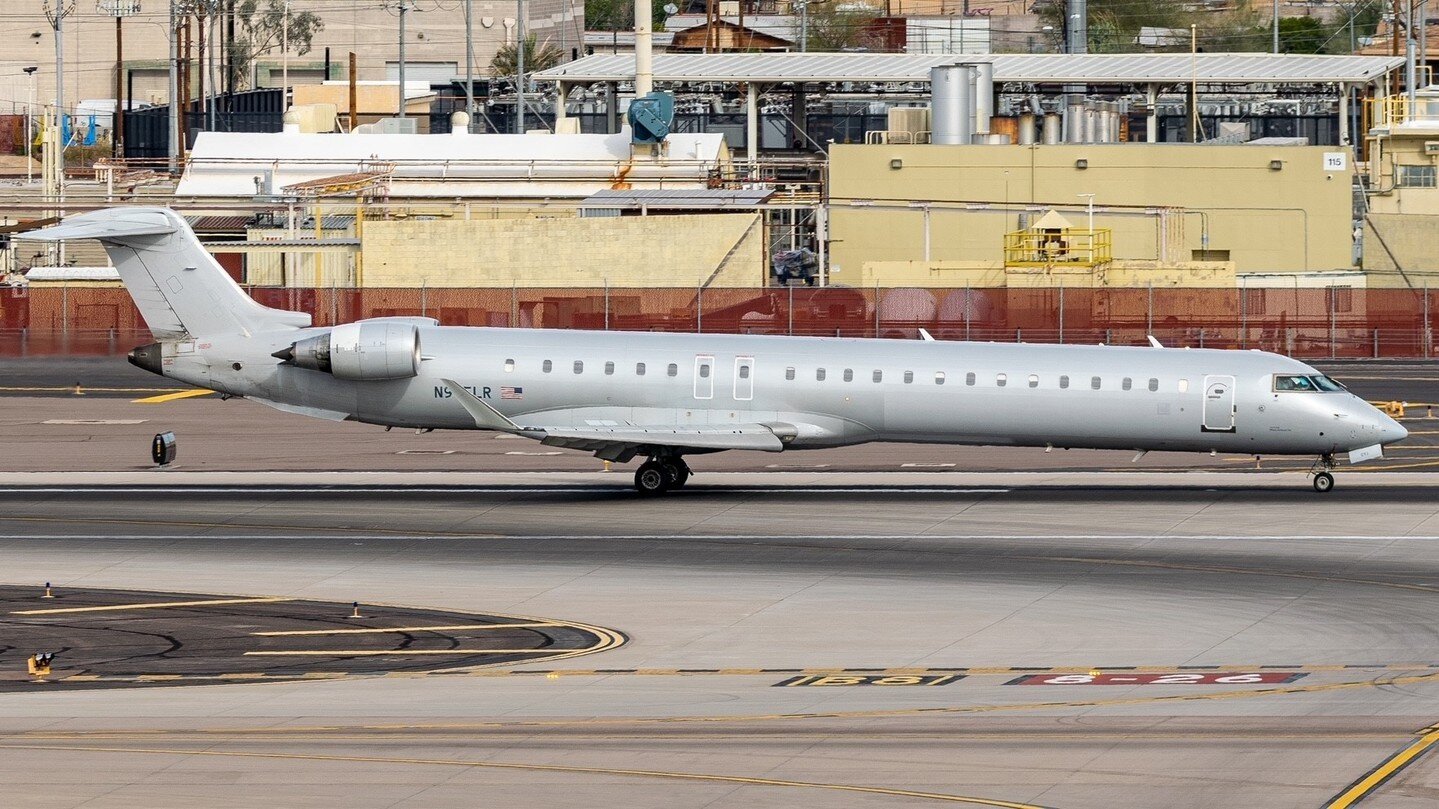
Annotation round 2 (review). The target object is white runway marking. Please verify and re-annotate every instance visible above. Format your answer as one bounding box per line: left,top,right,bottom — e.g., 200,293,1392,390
0,487,1014,495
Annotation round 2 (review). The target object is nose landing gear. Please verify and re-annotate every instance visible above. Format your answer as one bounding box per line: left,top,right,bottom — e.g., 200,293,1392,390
1310,453,1337,493
634,456,692,495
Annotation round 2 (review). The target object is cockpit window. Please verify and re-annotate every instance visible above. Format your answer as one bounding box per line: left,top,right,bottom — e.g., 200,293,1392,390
1274,374,1345,392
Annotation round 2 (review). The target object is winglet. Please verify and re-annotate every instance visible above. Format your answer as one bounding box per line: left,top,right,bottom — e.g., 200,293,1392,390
918,328,936,342
441,379,525,433
1147,335,1164,349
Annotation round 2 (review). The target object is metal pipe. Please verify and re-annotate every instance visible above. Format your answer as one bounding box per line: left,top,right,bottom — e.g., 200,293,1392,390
635,0,653,96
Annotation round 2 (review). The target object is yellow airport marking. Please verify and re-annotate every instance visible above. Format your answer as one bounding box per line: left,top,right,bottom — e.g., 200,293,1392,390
0,744,1049,808
243,648,591,657
12,597,292,615
251,623,559,636
1324,728,1439,808
131,389,213,404
0,386,187,394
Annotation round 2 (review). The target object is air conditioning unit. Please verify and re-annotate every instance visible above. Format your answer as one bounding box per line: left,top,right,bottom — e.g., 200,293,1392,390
1424,141,1439,155
887,107,931,142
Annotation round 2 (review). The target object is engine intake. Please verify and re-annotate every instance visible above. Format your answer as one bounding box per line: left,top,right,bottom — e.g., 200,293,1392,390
274,320,420,381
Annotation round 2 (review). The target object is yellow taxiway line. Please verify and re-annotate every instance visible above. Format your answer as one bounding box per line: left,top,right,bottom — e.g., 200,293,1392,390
0,744,1050,808
1324,728,1439,808
12,597,292,615
252,623,559,636
131,389,214,404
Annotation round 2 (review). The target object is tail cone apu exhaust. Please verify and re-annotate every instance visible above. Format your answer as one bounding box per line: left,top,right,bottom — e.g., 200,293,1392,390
127,343,164,377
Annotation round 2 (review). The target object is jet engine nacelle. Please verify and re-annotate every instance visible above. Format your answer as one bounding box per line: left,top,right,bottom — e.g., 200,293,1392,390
278,320,421,381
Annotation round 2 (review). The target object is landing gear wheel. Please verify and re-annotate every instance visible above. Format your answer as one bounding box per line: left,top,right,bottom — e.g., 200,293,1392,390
661,459,691,489
1313,471,1335,493
635,462,670,496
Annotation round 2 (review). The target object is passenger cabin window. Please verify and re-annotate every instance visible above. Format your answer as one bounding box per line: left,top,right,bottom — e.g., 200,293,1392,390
542,360,553,373
1090,376,1101,390
996,373,1007,387
1178,379,1189,393
504,359,515,373
965,372,976,386
668,363,678,377
574,361,584,374
1275,374,1345,392
843,369,854,382
1148,378,1158,392
1028,374,1039,388
1059,375,1070,389
1122,377,1132,391
605,361,615,376
903,371,914,384
739,365,751,379
935,372,946,385
785,367,796,381
636,362,646,376
817,368,827,381
699,364,711,378
873,370,883,383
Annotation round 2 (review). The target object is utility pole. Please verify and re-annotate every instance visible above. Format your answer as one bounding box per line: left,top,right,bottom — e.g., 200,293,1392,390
1409,0,1419,102
168,0,180,171
799,0,808,51
282,0,290,109
43,0,74,203
464,0,474,133
516,0,526,132
1273,0,1279,53
397,1,412,118
1065,0,1086,54
100,1,142,158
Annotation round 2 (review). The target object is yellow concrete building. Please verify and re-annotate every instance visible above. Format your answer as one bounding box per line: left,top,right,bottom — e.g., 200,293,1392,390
826,143,1355,288
1361,92,1439,285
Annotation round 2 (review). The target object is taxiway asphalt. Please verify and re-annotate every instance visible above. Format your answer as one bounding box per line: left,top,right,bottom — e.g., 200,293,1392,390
3,474,1439,806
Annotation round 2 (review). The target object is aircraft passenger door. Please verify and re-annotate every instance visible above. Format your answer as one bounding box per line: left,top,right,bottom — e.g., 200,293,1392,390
734,356,754,401
1202,374,1236,433
693,355,714,400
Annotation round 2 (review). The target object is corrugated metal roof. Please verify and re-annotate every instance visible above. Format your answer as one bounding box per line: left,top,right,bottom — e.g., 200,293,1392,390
536,52,1404,85
581,188,774,208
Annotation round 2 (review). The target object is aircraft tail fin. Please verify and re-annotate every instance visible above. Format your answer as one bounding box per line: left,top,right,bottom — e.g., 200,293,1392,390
23,207,310,339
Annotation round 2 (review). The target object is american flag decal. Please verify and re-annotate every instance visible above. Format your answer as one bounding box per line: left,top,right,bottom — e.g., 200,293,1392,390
501,386,524,399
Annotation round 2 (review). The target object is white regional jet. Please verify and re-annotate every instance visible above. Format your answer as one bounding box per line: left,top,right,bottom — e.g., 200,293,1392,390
29,208,1407,494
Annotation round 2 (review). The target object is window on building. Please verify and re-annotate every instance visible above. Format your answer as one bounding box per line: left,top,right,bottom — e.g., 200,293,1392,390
636,362,646,376
504,359,515,373
965,372,976,386
1122,377,1132,391
843,369,854,382
996,373,1008,387
1060,375,1070,389
1398,164,1438,188
873,370,883,383
786,367,796,381
574,361,584,374
935,371,946,385
1333,286,1354,313
542,360,553,373
604,361,615,376
817,368,827,381
1148,378,1159,392
1091,376,1102,390
668,363,678,377
903,371,914,384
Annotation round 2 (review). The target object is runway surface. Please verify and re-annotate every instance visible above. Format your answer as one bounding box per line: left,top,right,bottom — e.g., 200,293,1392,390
5,475,1439,807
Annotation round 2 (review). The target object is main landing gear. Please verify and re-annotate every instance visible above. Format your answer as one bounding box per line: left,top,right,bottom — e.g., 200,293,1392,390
634,457,692,496
1310,453,1337,493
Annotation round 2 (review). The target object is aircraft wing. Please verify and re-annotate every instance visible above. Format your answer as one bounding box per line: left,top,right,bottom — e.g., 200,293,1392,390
441,378,784,460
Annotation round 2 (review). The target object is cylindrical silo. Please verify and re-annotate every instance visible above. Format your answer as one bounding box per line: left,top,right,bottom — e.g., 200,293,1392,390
930,64,975,145
973,61,994,135
1042,112,1062,144
1018,113,1037,145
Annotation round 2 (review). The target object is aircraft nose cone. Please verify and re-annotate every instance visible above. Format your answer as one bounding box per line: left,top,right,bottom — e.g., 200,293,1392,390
1380,416,1408,444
